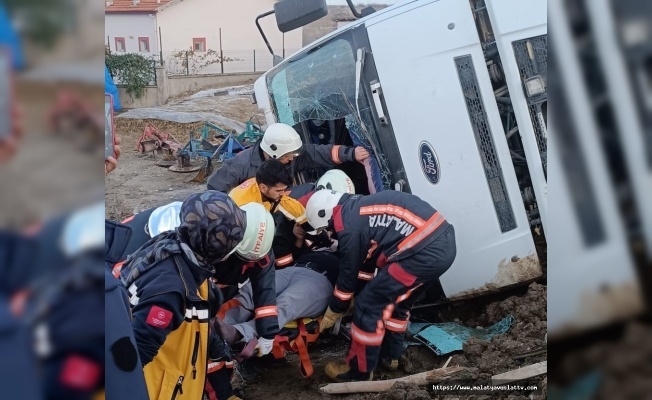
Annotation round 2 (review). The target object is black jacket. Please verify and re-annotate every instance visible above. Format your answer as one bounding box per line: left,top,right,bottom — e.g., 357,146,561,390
207,140,358,193
105,221,149,400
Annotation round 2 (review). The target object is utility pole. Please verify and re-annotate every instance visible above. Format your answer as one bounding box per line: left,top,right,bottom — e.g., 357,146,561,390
219,28,224,74
159,27,163,65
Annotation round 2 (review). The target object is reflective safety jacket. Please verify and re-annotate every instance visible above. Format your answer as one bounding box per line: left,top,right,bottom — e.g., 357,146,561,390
328,192,450,313
228,178,308,225
121,254,211,400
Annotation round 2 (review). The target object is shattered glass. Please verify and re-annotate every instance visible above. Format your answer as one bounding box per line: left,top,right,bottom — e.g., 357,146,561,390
345,107,392,191
267,38,393,190
268,39,357,126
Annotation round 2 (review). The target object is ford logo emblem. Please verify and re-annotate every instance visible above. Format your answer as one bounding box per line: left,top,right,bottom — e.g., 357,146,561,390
419,141,440,184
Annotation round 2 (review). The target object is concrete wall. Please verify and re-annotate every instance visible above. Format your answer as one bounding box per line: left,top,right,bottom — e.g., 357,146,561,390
105,13,158,56
118,86,160,109
117,69,263,108
167,72,263,97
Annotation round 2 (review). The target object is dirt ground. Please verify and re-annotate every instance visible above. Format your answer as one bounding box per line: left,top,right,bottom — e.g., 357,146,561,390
549,322,652,399
105,84,263,221
105,84,548,400
235,282,547,400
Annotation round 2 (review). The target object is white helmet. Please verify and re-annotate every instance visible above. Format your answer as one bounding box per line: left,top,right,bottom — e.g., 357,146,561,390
316,170,355,194
62,202,105,257
148,202,183,237
305,190,344,234
260,123,303,159
235,202,276,261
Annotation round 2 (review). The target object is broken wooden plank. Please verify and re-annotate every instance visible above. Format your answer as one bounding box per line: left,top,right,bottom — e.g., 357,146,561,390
491,361,547,385
319,366,465,394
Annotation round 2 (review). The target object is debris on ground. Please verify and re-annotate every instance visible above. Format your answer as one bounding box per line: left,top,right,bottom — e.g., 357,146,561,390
492,361,547,384
319,366,466,394
408,315,514,355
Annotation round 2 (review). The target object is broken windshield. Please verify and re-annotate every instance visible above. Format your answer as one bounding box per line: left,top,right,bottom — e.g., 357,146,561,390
267,39,357,125
266,34,395,191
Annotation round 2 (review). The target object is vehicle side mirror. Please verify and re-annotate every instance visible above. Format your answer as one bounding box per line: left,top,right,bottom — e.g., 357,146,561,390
274,0,328,33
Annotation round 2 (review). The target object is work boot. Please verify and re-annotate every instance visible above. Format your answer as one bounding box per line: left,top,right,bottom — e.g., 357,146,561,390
324,361,373,383
379,357,399,372
235,359,262,384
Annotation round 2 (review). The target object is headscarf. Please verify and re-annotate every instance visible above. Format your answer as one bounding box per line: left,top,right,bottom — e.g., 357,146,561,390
121,191,246,288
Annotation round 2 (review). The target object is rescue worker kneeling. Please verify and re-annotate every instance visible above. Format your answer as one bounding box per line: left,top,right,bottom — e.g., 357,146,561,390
119,192,275,399
305,190,457,382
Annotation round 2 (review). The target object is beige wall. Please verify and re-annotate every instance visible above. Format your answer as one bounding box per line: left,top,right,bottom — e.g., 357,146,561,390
118,86,160,109
156,0,302,73
105,13,159,56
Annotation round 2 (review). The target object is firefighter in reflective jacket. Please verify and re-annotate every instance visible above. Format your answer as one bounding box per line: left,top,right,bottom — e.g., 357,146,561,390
305,190,457,382
119,192,277,399
207,122,369,193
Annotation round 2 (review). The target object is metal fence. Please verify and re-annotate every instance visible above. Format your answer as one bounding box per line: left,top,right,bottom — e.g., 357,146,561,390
161,49,300,76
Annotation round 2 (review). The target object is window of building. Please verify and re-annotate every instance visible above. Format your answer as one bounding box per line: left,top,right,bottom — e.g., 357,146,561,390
193,38,206,52
115,37,126,52
138,37,150,53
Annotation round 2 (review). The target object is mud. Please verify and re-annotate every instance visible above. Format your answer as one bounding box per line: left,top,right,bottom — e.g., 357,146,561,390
552,322,652,399
438,283,546,398
449,254,542,300
235,283,547,400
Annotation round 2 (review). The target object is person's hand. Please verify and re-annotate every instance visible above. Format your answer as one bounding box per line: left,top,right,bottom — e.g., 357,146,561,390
0,105,23,164
255,337,275,357
354,146,370,162
319,307,343,333
292,223,305,241
105,135,121,176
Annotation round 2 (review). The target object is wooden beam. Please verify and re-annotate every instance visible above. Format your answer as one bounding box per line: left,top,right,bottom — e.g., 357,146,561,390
491,361,547,385
319,366,465,395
